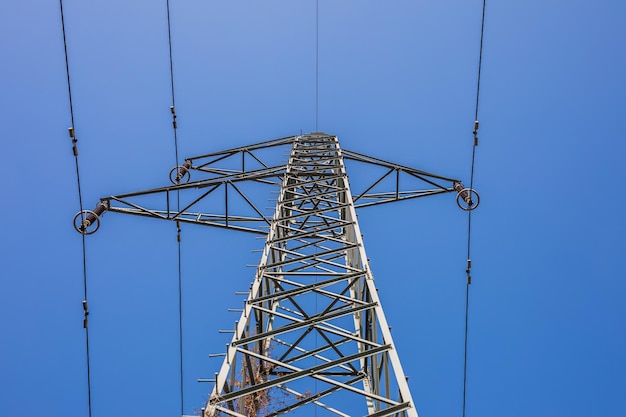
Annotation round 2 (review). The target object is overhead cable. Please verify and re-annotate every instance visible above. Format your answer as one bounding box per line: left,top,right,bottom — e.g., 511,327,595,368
463,1,487,416
59,1,93,416
165,1,185,414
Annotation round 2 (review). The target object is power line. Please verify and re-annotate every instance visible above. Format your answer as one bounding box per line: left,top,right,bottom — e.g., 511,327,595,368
165,1,185,414
463,1,487,416
166,0,180,168
59,1,92,416
315,0,319,131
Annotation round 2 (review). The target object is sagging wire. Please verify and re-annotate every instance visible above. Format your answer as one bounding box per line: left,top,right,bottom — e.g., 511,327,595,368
59,1,93,416
315,0,319,131
462,1,487,416
166,0,185,414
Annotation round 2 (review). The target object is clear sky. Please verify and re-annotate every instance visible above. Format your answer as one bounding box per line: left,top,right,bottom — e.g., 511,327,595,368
1,1,625,416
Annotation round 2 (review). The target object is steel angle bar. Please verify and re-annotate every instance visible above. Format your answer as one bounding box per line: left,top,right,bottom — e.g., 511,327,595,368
233,302,378,347
265,240,352,264
211,404,248,417
263,271,360,276
267,382,356,417
282,173,343,189
403,169,456,190
105,196,169,220
280,202,350,224
359,189,450,199
281,236,343,254
170,184,221,220
244,148,272,169
272,222,352,243
289,234,351,252
291,155,340,164
281,187,345,206
278,328,362,376
251,290,361,326
342,149,458,182
193,151,238,170
303,319,384,349
216,344,393,405
104,166,285,202
277,289,370,317
267,254,351,277
228,182,272,226
191,135,296,162
284,256,363,274
354,189,451,209
106,207,267,228
263,243,359,270
192,166,242,175
362,402,413,417
252,271,366,304
191,165,286,186
277,260,337,275
352,167,396,204
273,336,355,369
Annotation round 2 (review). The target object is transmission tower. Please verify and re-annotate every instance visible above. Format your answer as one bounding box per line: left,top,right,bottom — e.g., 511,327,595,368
76,133,478,417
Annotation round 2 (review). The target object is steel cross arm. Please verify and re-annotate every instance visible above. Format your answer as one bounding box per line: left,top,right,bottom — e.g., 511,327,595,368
82,137,468,237
342,149,459,182
354,188,453,209
107,165,287,199
103,209,268,234
189,135,296,162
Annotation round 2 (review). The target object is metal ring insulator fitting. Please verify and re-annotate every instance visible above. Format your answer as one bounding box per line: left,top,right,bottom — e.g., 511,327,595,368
169,162,191,184
73,210,101,235
456,188,480,211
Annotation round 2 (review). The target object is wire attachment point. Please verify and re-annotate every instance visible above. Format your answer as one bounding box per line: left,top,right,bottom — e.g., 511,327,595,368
68,127,78,155
454,182,480,211
169,160,191,184
82,300,89,328
73,202,107,234
170,105,178,129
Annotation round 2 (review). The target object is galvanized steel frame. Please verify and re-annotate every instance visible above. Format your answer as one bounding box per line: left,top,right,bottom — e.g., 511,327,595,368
90,133,466,416
95,135,460,236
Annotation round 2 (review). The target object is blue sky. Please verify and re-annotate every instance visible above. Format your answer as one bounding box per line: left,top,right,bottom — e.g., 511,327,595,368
1,1,625,416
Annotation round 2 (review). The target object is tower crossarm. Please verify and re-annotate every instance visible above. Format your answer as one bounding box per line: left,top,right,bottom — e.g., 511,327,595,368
77,134,471,235
340,149,460,208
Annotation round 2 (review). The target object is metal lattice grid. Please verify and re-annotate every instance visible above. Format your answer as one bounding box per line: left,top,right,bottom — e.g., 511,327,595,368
78,133,477,417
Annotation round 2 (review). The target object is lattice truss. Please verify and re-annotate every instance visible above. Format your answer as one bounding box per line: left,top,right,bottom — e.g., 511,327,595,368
79,133,475,417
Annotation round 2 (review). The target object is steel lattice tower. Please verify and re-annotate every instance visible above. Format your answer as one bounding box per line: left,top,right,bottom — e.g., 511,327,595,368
77,133,478,417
